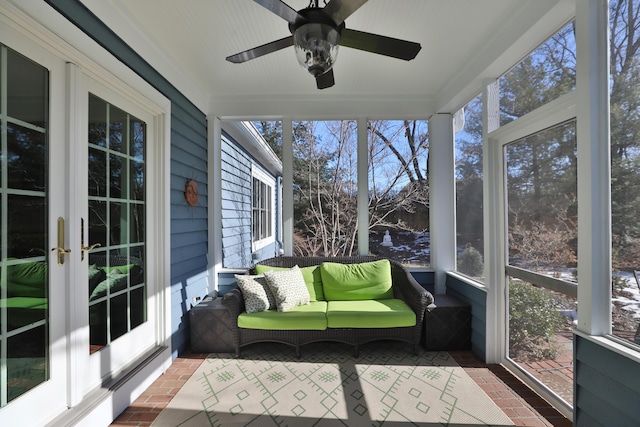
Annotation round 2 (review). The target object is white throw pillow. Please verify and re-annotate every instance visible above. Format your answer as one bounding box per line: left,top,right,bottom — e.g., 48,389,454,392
235,274,276,314
263,265,311,312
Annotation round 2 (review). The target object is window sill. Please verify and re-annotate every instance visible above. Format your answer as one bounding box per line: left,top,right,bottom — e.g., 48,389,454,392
445,271,488,292
574,330,640,364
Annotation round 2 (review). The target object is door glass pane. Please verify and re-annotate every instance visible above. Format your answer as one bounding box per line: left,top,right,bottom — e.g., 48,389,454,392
1,45,49,406
87,94,146,354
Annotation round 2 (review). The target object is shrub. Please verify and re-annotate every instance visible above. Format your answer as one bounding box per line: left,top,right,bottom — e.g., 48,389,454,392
457,244,484,277
509,280,562,360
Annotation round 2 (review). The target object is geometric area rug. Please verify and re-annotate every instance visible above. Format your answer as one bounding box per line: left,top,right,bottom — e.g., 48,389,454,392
152,341,514,426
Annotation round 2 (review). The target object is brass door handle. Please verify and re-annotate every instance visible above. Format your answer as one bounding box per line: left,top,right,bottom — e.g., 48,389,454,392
82,243,101,252
53,217,71,265
81,243,101,261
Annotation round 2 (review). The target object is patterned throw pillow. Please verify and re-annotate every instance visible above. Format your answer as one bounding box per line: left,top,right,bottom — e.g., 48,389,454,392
263,265,311,312
235,274,276,314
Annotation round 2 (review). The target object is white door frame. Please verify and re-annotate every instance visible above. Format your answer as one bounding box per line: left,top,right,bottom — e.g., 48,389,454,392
0,3,172,424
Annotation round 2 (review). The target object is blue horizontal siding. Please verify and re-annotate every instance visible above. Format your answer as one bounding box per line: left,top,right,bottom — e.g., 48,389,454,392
410,270,435,292
575,336,640,426
220,136,253,269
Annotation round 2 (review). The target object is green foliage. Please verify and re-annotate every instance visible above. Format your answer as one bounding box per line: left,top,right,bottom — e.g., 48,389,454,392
457,244,484,277
509,281,562,360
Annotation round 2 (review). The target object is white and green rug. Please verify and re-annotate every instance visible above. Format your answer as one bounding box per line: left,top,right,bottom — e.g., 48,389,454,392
152,342,514,426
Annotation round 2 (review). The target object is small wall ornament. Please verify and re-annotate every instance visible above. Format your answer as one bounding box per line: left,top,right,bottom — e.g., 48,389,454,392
184,179,199,206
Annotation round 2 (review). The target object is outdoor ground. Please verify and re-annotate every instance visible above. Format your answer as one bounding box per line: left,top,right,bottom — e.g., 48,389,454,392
370,229,640,406
370,230,431,267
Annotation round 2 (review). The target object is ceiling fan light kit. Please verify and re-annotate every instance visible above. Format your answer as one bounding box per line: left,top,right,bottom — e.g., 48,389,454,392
293,22,340,77
226,0,421,89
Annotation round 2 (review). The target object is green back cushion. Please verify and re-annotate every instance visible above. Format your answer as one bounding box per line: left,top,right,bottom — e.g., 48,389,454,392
6,261,47,298
90,272,128,300
7,261,47,287
255,264,324,301
320,259,393,301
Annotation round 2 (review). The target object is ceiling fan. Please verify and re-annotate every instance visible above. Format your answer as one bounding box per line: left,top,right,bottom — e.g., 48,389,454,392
226,0,422,89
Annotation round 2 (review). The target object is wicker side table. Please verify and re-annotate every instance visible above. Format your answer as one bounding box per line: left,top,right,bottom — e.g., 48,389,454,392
423,294,471,351
190,297,235,353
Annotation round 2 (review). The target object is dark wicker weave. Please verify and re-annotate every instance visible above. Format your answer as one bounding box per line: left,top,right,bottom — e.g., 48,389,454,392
222,256,434,357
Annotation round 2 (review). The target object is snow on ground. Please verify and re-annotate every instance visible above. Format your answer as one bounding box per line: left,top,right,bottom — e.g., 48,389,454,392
613,272,640,319
373,230,640,324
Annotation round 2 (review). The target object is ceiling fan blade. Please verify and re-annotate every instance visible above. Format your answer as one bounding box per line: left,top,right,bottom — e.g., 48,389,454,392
340,28,421,61
316,69,335,89
323,0,368,26
226,36,294,63
253,0,304,25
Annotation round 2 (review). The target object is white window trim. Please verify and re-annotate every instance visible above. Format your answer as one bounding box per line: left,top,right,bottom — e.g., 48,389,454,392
251,165,275,251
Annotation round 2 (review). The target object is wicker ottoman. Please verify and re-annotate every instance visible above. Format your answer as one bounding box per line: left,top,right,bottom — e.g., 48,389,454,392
423,294,471,351
190,297,235,353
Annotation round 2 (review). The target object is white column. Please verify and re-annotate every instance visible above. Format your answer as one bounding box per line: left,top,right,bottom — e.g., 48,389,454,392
483,79,503,363
357,117,369,256
208,116,222,293
576,0,611,335
429,113,455,294
282,119,294,255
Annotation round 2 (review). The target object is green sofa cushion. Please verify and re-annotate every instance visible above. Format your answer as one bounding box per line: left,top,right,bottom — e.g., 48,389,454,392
90,272,128,300
255,264,324,301
100,263,135,275
1,297,47,328
6,261,47,298
326,299,416,328
238,301,328,330
0,297,48,309
320,259,393,301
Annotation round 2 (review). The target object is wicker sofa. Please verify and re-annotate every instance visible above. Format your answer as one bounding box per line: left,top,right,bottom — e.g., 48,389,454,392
222,256,434,357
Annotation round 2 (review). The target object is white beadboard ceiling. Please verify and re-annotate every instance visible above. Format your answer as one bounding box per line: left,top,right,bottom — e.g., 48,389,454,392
79,0,575,118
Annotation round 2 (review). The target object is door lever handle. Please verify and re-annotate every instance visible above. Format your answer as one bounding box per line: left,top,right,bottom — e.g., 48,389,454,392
52,217,71,265
81,243,101,261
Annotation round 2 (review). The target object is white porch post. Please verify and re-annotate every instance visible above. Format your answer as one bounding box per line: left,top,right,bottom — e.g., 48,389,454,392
208,115,222,293
282,119,294,255
483,79,502,363
429,113,455,294
358,117,369,256
575,0,611,335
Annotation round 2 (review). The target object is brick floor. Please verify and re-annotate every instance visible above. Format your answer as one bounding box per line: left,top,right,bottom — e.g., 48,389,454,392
110,350,573,426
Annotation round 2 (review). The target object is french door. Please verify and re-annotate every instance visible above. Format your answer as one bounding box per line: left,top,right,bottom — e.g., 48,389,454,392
0,23,161,425
0,37,69,425
79,75,157,392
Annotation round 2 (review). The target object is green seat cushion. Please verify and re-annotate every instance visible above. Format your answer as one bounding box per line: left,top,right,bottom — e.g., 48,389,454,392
320,259,393,301
0,297,48,309
2,297,47,328
238,301,328,330
326,299,416,328
255,264,324,301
